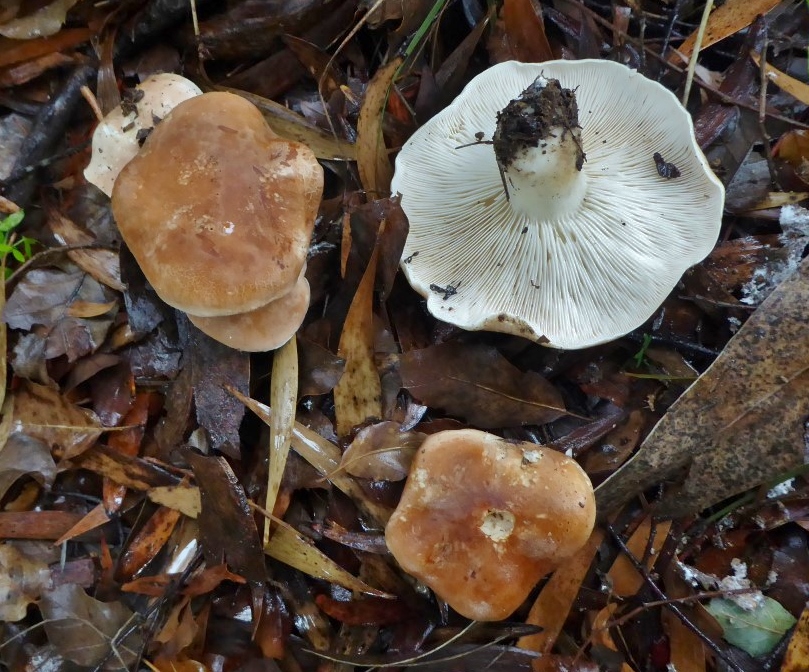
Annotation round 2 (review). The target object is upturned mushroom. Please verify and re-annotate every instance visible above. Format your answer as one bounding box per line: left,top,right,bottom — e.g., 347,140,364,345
111,91,323,350
84,73,202,197
385,429,596,621
391,60,725,349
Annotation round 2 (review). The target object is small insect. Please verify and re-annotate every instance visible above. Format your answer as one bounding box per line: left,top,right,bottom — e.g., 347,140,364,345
455,132,492,150
653,152,680,179
429,282,460,300
403,251,419,264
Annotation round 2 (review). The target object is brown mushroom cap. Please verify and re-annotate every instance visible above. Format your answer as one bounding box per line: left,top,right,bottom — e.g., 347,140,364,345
111,91,323,317
385,429,596,621
187,272,310,351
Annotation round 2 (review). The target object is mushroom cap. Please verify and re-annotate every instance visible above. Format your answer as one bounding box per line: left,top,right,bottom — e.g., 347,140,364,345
187,272,310,351
84,73,202,197
391,60,725,349
112,91,323,317
385,429,596,621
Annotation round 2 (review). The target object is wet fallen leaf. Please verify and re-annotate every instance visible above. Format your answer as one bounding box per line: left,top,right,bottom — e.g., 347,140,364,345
228,387,392,524
597,256,809,518
663,570,708,672
672,0,781,63
186,323,249,458
297,335,345,397
607,517,671,597
339,420,424,481
266,337,298,536
783,604,809,672
502,0,553,64
40,582,140,669
400,342,566,428
333,238,383,436
265,521,391,597
357,58,401,196
588,604,635,672
519,530,603,656
315,593,413,625
707,596,796,657
751,52,809,107
117,506,182,581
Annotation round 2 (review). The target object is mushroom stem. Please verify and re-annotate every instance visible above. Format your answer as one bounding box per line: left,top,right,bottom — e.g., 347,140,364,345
493,77,587,220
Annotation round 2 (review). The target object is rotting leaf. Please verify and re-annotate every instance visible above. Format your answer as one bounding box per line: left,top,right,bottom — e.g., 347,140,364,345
357,57,401,196
340,421,425,481
400,342,566,428
4,267,117,362
596,256,809,518
40,582,140,669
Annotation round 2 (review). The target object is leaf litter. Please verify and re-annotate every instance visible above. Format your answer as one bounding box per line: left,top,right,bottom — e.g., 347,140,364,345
2,0,809,669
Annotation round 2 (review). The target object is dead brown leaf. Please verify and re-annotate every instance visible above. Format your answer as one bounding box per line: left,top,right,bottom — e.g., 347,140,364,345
4,267,117,362
399,342,566,428
502,0,553,63
11,381,103,460
339,420,425,481
672,0,781,63
597,256,809,518
40,582,140,669
333,239,383,436
117,506,182,581
357,58,401,196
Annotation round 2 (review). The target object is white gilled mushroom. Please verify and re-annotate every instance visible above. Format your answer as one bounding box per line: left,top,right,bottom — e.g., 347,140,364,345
84,73,202,196
391,60,725,349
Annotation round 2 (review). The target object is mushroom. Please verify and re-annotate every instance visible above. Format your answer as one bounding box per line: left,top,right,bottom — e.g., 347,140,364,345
385,429,596,621
111,91,323,350
84,73,202,197
390,60,725,349
186,269,310,351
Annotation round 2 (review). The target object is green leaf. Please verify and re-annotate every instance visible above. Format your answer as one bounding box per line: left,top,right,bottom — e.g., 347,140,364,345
0,210,24,234
706,596,797,657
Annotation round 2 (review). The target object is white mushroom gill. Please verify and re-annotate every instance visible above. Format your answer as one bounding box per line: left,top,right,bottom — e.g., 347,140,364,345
391,59,725,349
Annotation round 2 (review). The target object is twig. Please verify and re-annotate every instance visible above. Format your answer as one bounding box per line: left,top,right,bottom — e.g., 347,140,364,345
682,0,714,106
756,31,779,188
606,525,746,672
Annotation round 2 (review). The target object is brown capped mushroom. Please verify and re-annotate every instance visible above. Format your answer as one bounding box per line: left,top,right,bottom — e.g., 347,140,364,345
385,429,595,621
112,91,323,318
186,270,310,352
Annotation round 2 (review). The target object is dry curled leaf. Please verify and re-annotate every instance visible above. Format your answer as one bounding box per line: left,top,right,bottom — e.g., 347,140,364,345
400,342,566,428
357,57,400,196
597,256,809,518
